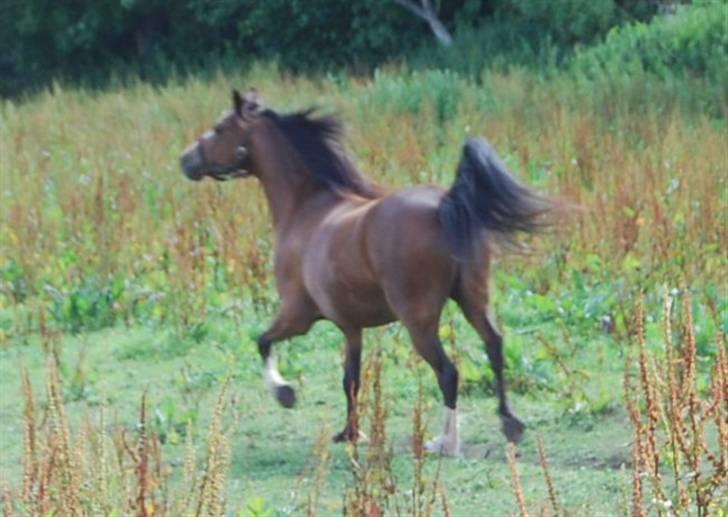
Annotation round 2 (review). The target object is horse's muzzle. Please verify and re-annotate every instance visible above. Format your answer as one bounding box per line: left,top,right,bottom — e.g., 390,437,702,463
180,147,204,181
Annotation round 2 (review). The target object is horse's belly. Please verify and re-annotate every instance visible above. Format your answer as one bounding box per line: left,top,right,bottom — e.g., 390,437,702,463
326,286,396,327
305,264,395,327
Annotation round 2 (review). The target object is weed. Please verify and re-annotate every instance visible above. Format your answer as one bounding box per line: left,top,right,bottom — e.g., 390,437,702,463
343,344,448,516
506,442,528,517
536,435,560,515
5,356,235,515
305,426,332,516
625,289,727,514
0,23,725,513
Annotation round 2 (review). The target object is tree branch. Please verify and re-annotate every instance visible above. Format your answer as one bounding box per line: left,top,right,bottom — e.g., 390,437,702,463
394,0,453,46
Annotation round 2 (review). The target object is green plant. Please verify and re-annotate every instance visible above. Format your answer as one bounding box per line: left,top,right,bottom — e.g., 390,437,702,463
573,2,728,82
5,356,235,515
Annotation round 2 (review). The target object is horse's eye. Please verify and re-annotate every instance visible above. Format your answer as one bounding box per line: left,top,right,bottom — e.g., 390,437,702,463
214,126,223,135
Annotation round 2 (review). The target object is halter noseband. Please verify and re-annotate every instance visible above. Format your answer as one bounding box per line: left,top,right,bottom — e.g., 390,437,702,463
197,138,251,181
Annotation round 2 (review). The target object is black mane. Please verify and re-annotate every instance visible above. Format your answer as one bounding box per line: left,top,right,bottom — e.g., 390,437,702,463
262,109,382,199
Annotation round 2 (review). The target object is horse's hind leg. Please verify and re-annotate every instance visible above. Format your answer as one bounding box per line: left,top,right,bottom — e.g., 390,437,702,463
456,292,525,444
382,254,460,455
403,321,460,456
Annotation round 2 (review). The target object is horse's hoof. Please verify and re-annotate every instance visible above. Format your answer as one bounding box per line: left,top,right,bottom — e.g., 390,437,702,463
425,436,460,457
501,414,525,444
275,384,296,408
333,428,368,444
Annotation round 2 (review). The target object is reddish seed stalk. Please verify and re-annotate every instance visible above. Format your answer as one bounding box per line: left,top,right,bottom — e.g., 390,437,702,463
506,443,529,517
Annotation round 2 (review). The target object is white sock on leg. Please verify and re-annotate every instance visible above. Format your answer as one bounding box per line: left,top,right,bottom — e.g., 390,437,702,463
425,406,460,456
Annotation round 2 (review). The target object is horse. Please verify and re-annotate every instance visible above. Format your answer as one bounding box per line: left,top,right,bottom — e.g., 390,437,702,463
179,89,553,455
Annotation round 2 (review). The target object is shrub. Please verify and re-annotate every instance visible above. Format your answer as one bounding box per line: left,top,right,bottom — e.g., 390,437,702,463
572,1,728,81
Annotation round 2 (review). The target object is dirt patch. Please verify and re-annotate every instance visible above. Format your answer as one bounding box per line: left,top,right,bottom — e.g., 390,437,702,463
563,450,632,471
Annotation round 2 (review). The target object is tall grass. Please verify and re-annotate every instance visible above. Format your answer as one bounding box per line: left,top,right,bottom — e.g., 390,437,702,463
0,53,725,514
625,289,727,514
1,63,724,337
504,289,727,515
4,350,233,514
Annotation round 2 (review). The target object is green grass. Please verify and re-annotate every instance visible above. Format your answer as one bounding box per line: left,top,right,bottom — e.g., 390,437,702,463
0,312,634,514
0,30,725,512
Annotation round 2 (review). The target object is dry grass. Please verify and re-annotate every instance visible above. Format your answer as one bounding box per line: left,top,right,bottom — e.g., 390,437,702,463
536,435,560,516
506,442,529,517
0,67,724,334
1,65,725,514
504,289,726,516
3,351,233,515
305,426,332,517
625,290,727,515
343,343,449,516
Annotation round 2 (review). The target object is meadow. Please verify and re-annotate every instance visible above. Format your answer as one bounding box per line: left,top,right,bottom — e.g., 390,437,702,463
0,55,726,515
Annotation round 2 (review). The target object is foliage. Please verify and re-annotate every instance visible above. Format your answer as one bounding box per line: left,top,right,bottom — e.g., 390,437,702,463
0,0,665,97
573,1,728,84
1,0,428,97
233,0,426,70
3,355,233,515
0,8,726,511
491,0,655,46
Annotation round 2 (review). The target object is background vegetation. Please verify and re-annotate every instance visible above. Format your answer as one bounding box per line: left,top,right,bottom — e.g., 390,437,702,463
1,0,726,514
0,0,683,97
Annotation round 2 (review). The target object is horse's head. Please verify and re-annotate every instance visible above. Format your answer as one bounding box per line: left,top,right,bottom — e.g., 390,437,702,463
180,89,263,181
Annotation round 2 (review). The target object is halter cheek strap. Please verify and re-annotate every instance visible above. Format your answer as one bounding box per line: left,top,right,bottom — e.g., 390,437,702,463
197,139,251,181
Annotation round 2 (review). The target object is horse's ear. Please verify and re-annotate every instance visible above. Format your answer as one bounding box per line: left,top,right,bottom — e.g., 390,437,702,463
232,89,243,117
243,88,264,114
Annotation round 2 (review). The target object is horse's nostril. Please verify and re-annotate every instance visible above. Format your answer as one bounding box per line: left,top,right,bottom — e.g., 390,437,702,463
180,153,201,180
180,152,195,170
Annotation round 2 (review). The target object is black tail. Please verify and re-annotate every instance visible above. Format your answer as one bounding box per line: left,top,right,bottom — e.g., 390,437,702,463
439,138,552,260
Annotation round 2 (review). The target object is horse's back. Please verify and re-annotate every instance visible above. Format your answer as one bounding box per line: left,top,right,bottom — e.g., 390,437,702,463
364,187,458,319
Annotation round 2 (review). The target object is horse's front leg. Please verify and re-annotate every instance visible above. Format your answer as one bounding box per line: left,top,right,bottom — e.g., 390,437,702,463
333,328,367,443
257,308,316,408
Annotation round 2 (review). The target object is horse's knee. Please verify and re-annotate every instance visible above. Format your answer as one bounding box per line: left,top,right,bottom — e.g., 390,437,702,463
257,315,316,359
257,335,272,360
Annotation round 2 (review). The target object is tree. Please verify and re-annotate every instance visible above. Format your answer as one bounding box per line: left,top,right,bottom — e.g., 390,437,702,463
393,0,453,46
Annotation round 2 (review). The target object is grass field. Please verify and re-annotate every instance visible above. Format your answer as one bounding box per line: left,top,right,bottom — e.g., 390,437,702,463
0,63,726,514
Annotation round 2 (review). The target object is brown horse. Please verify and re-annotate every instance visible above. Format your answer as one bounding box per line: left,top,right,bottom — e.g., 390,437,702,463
180,89,552,455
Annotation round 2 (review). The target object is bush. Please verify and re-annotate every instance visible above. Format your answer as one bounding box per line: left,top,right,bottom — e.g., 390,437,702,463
492,0,632,46
1,0,663,97
0,0,430,97
408,0,659,77
572,1,728,81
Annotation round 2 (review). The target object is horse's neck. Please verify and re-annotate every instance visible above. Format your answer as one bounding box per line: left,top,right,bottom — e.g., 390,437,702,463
258,168,339,241
253,126,341,240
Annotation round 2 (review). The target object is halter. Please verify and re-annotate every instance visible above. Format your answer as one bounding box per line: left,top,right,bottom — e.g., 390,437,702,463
197,139,251,181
